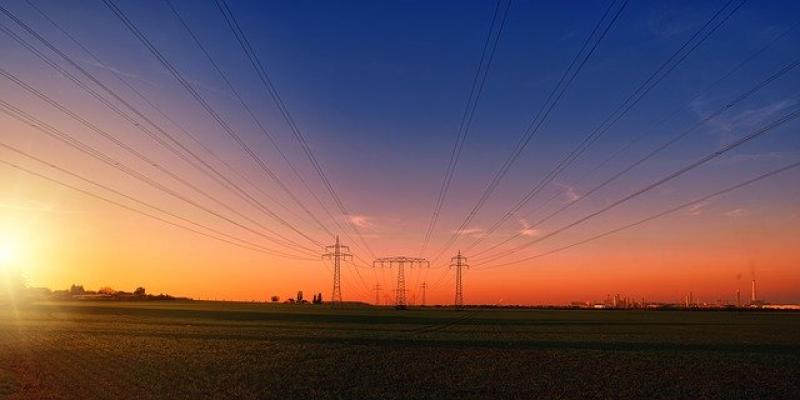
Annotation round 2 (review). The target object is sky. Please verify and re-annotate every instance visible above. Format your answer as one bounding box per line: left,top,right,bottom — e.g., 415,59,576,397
1,0,799,305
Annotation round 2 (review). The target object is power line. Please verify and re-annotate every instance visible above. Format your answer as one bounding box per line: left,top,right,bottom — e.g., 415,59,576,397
428,0,629,265
166,0,377,277
473,53,800,258
0,65,319,254
477,160,800,269
21,0,316,230
560,19,799,194
321,257,372,301
474,103,800,266
425,265,455,298
211,0,382,288
163,0,345,241
0,152,316,260
0,100,319,257
463,0,745,256
414,0,510,301
477,20,799,256
343,258,375,301
100,0,337,247
213,0,377,260
523,57,798,232
0,8,326,249
0,142,314,259
419,0,511,257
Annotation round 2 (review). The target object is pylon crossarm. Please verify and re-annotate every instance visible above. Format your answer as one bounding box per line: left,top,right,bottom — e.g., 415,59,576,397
371,256,429,308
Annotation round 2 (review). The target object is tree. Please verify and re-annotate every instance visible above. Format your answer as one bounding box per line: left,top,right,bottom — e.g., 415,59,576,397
270,295,280,303
69,284,85,295
133,287,146,296
98,287,115,295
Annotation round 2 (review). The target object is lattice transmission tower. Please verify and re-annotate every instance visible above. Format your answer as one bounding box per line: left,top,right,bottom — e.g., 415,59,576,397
450,251,468,309
373,283,382,306
322,236,351,306
373,256,429,309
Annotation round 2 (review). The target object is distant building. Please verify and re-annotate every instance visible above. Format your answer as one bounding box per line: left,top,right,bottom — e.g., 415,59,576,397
764,304,800,310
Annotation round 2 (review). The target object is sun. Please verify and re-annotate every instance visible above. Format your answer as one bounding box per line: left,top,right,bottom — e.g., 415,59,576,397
0,231,30,272
0,242,15,265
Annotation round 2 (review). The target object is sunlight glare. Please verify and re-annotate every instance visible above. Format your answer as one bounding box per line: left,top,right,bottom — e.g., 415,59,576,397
0,241,15,265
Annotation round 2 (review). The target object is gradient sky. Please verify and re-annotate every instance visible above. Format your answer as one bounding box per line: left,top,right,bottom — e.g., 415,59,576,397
1,0,799,305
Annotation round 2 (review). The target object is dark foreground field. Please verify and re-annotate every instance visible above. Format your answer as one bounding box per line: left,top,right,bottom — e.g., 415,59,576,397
1,302,799,399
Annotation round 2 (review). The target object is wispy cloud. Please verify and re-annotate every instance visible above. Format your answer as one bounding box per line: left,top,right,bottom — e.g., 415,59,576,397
722,100,796,130
82,57,230,100
725,208,748,217
82,58,143,81
686,200,711,216
348,215,374,229
694,98,798,145
80,58,171,93
518,218,540,237
560,28,580,42
554,183,580,202
715,151,790,165
454,227,486,238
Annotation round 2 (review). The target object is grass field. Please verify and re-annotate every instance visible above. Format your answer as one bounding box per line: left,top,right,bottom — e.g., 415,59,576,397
1,301,799,399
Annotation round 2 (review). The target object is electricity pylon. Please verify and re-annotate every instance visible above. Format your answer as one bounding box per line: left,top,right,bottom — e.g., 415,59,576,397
322,236,351,306
450,251,468,309
420,282,427,306
373,256,429,309
373,283,382,306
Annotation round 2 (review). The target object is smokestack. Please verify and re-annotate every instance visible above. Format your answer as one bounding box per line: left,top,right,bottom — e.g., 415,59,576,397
751,280,757,303
736,289,741,307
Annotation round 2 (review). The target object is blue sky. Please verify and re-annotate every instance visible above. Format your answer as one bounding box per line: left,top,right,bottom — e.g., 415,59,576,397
3,0,800,236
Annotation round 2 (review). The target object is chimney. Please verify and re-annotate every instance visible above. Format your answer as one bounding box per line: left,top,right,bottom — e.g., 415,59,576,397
751,280,757,303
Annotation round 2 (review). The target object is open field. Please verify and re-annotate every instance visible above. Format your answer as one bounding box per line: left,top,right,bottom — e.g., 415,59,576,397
1,301,799,399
